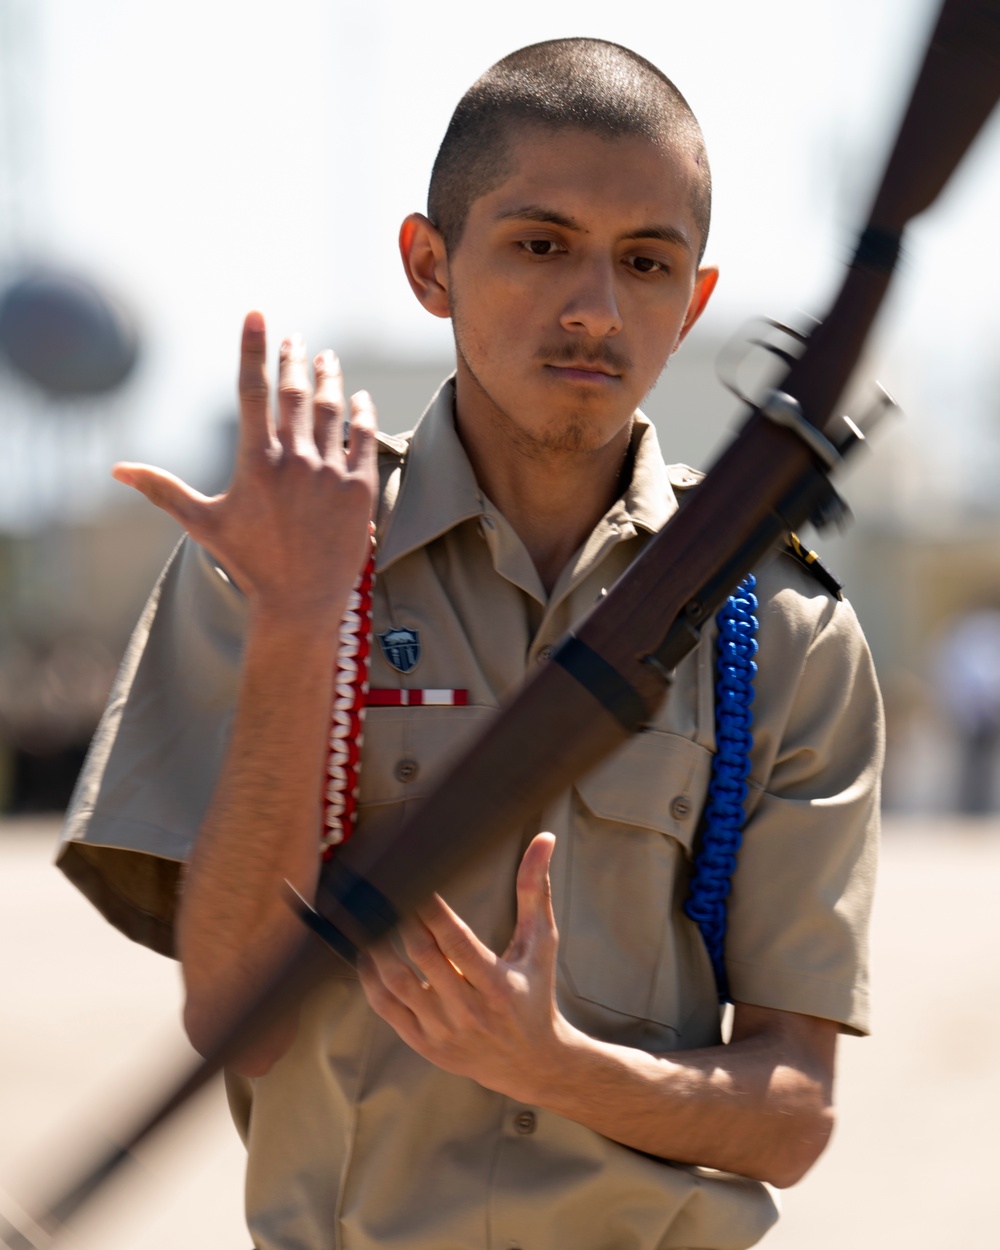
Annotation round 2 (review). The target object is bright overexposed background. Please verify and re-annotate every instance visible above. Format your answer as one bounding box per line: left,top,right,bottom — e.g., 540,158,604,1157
2,0,998,499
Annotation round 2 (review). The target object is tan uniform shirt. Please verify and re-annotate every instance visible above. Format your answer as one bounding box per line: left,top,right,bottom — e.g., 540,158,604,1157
59,381,882,1250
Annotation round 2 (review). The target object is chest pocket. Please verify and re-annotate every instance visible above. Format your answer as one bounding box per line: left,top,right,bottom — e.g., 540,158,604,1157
558,730,715,1043
357,705,498,811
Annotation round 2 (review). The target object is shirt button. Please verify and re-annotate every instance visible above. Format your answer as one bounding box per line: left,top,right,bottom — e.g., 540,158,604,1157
536,645,554,664
479,514,496,533
670,795,692,821
394,758,420,783
514,1110,536,1135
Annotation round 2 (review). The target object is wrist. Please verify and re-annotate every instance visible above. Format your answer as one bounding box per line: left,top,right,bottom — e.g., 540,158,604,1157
238,612,343,708
513,1014,593,1107
247,595,349,648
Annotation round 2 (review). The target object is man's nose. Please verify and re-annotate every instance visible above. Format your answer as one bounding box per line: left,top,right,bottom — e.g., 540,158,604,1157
558,260,623,337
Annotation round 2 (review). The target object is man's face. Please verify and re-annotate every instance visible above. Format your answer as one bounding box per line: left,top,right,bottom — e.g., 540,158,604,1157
441,126,715,457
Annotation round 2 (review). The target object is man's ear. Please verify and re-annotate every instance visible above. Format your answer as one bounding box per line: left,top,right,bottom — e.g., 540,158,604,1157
399,213,451,319
672,265,719,353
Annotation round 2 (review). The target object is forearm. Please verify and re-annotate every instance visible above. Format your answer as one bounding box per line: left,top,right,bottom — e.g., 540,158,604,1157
363,842,838,1187
110,319,377,1069
177,608,340,1062
527,1008,836,1188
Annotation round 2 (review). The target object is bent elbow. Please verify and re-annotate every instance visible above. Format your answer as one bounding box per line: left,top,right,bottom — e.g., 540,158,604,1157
766,1103,836,1189
182,992,296,1079
223,1043,284,1079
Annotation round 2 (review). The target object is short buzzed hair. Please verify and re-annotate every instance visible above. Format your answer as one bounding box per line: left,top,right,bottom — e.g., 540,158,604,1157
428,39,712,261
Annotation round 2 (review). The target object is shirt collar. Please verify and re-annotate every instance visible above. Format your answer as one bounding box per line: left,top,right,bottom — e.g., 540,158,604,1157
376,377,679,571
617,414,678,537
376,378,483,571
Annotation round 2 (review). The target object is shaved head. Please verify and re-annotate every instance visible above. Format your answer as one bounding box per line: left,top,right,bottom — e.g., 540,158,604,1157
428,39,712,262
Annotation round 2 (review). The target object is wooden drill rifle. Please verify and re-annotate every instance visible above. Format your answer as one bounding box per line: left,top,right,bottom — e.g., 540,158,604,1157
2,0,997,1245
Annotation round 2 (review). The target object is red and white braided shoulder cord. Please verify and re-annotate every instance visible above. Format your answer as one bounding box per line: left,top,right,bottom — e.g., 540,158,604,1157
321,530,376,857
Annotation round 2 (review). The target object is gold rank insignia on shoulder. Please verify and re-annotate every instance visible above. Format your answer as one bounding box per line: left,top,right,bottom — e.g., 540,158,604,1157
784,532,844,600
663,467,843,599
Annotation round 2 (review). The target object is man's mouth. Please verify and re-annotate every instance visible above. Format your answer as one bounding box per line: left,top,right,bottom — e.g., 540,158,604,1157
539,345,631,380
544,361,621,381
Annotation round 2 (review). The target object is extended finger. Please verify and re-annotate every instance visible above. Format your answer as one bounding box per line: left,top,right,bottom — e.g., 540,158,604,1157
237,311,276,458
414,894,498,989
112,462,213,537
357,950,426,1045
276,333,314,454
313,350,346,462
506,833,558,965
361,942,436,1016
346,390,379,486
399,915,476,1000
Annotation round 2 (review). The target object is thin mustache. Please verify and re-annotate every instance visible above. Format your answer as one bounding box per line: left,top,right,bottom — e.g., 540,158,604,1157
539,345,631,374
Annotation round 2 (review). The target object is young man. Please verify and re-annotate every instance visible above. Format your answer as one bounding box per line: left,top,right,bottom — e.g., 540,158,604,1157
59,39,882,1250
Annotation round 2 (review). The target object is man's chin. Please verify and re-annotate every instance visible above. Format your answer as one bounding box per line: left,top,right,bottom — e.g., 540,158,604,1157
512,409,635,457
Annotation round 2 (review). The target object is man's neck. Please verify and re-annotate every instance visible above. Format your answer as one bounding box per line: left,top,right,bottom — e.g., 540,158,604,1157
453,381,634,595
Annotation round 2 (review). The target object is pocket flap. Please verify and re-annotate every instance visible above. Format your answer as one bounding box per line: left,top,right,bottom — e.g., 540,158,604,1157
574,730,713,855
359,704,496,808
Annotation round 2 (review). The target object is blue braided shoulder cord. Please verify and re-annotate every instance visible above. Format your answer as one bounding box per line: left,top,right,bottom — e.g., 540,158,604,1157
683,575,758,1003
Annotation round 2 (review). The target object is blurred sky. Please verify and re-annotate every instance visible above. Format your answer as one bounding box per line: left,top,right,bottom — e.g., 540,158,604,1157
1,0,998,513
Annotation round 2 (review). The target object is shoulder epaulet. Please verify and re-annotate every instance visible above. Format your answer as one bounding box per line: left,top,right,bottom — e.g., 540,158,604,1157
376,430,409,457
665,465,843,599
666,463,704,496
783,532,844,600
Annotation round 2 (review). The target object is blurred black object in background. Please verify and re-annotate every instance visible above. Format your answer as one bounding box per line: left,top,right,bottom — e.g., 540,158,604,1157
0,266,139,398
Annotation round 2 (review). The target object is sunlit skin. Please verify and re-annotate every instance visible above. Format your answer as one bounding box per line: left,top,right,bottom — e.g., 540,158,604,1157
400,127,717,590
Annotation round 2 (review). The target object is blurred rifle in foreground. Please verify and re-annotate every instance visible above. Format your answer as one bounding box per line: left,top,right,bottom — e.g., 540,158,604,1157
3,0,998,1245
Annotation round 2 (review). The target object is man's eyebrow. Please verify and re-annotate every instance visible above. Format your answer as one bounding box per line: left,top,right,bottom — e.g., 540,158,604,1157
622,225,693,253
494,205,582,230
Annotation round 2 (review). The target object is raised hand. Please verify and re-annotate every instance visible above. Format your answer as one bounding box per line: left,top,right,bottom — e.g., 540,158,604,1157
112,310,378,627
358,833,568,1102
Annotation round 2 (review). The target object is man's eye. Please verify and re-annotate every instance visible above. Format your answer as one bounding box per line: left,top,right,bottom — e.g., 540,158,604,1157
628,255,666,274
521,239,560,256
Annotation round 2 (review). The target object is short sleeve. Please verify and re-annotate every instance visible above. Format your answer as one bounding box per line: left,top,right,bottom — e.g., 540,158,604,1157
57,538,247,956
724,559,883,1035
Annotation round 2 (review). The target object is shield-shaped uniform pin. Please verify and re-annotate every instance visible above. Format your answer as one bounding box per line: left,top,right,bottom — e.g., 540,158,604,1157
377,627,421,674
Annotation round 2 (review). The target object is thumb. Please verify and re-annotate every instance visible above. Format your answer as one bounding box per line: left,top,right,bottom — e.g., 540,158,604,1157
112,462,214,535
505,832,557,966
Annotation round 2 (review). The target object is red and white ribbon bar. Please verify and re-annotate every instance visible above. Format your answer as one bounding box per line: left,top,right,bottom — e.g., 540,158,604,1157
368,689,469,707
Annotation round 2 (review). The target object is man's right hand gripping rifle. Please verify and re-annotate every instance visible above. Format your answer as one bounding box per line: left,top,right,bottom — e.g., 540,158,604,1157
112,310,379,1073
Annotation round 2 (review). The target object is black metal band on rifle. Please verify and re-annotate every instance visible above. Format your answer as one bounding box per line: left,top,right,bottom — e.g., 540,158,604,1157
852,226,902,272
319,861,400,946
552,634,648,732
286,882,360,964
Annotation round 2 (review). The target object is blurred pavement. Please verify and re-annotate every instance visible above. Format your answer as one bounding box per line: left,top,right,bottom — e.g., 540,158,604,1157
1,816,998,1250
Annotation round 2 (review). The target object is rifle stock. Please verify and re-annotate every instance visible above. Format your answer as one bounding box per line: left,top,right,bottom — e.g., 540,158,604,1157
3,0,997,1245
